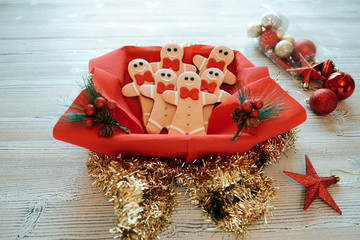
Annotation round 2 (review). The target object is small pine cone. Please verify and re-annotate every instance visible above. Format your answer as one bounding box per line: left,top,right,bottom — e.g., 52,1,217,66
98,124,114,137
231,107,243,122
96,110,115,124
245,118,260,129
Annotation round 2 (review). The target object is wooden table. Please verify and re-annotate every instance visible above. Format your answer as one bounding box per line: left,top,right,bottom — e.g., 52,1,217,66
1,0,359,239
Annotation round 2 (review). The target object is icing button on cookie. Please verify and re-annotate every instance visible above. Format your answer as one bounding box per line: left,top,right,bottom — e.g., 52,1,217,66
186,122,190,125
188,105,191,108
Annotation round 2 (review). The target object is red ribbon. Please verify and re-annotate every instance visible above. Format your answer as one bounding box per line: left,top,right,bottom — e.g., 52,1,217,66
180,87,199,100
134,70,154,85
207,58,225,71
200,80,217,93
163,58,180,71
157,82,175,94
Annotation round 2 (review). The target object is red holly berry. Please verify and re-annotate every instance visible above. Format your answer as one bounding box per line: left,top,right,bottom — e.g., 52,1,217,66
94,97,107,108
84,104,96,116
242,100,253,113
83,117,94,128
106,100,117,111
249,109,259,118
252,99,264,109
259,28,280,51
309,89,338,115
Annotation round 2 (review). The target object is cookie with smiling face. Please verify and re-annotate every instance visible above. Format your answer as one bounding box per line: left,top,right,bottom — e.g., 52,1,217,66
122,58,155,126
200,68,231,131
151,43,197,76
193,45,237,85
162,72,217,135
139,69,177,134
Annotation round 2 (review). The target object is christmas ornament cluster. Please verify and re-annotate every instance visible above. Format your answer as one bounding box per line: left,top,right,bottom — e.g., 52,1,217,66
247,10,355,114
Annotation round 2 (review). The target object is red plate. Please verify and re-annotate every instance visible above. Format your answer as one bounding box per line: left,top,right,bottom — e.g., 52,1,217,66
53,45,306,163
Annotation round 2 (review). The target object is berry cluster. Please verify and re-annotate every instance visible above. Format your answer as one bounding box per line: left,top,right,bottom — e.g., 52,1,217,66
82,97,117,128
231,98,264,130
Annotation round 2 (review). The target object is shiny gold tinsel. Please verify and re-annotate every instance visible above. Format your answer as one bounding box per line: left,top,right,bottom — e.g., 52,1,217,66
87,129,298,239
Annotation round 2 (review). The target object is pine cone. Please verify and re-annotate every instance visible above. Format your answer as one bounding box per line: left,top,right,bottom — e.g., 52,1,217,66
231,107,243,122
98,124,114,137
96,110,115,124
245,118,260,129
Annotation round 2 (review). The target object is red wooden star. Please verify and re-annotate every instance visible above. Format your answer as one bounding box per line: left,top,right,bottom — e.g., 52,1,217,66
287,54,325,89
283,155,342,214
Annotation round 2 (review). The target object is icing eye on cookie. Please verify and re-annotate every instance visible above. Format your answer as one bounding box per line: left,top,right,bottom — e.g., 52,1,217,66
190,77,194,81
219,49,223,53
209,71,213,74
139,62,143,66
161,73,166,76
173,48,177,52
215,72,219,76
134,63,138,67
185,77,189,80
224,51,228,55
167,73,171,77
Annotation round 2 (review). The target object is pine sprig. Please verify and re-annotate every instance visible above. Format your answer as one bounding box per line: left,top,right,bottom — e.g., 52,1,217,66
62,74,130,135
231,84,286,142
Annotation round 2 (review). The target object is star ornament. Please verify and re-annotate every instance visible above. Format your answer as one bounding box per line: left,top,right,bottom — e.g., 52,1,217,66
283,155,342,214
287,54,325,89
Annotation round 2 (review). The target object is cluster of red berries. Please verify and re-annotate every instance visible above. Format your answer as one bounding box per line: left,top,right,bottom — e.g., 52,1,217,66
231,98,264,129
82,97,117,128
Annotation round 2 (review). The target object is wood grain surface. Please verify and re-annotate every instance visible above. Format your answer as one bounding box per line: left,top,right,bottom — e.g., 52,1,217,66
1,0,359,239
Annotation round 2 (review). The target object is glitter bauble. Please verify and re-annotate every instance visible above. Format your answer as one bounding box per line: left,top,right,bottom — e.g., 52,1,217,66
321,59,335,78
247,24,263,38
274,40,294,58
324,72,355,100
309,89,338,115
261,12,282,29
259,28,280,51
292,39,317,62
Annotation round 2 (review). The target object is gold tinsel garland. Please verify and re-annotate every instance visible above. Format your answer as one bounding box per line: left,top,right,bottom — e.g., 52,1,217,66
87,129,298,239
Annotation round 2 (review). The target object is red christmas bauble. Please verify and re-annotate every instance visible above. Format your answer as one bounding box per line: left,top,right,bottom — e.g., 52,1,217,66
321,59,335,78
106,100,117,111
94,97,107,108
259,28,280,51
309,89,338,114
242,99,253,113
84,104,96,116
83,117,94,128
292,39,317,62
324,72,355,100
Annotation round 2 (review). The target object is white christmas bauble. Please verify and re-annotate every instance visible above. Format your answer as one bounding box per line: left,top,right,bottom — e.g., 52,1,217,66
275,29,285,39
247,24,263,38
261,12,282,29
281,34,295,44
274,40,294,58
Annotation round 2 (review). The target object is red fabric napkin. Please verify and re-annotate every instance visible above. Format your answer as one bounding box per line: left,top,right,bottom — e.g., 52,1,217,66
53,45,306,163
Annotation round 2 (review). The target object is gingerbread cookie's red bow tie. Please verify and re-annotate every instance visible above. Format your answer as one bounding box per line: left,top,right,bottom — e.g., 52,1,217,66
200,80,217,93
157,82,175,94
163,58,180,71
207,58,225,71
134,70,154,85
180,87,199,100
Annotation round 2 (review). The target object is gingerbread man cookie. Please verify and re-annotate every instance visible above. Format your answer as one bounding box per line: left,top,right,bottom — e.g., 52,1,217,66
122,58,155,126
192,45,236,85
200,68,231,131
151,43,196,76
139,69,177,134
162,72,217,135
